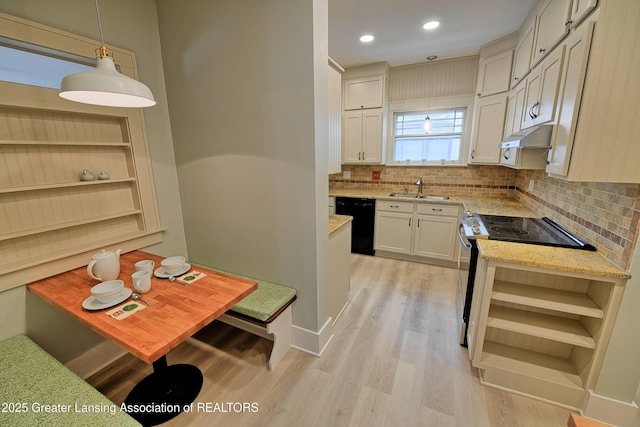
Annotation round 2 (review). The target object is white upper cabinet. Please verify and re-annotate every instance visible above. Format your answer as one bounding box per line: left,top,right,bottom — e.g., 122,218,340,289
342,109,384,164
343,75,385,110
548,0,640,183
521,45,565,129
532,0,573,66
511,23,535,88
469,93,508,164
503,83,527,139
570,0,597,28
476,50,513,97
328,59,343,174
546,22,593,177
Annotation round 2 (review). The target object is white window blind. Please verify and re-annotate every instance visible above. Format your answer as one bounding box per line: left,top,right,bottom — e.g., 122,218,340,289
391,108,466,165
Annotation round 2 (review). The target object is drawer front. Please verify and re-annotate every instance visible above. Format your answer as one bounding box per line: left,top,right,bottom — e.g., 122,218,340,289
416,203,459,216
376,200,414,213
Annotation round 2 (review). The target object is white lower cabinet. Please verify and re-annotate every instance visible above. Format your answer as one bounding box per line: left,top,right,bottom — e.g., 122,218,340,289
374,201,413,254
375,201,459,262
412,204,459,260
469,257,626,410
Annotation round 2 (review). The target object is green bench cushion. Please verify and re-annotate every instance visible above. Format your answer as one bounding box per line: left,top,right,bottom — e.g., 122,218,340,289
213,269,296,322
0,334,140,427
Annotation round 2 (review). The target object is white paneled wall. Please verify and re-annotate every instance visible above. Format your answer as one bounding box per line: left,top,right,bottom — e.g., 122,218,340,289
389,56,479,102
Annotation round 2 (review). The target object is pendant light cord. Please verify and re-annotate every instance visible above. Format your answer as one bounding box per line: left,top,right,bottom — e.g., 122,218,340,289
94,0,105,46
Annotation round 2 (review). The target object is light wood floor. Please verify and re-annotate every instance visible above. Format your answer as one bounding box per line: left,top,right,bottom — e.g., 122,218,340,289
87,255,639,426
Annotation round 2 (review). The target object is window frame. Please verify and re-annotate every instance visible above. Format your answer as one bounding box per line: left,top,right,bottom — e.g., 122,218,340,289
386,97,474,167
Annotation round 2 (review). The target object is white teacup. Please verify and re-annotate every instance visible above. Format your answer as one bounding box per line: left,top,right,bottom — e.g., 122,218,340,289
161,256,186,275
132,270,152,293
135,259,155,273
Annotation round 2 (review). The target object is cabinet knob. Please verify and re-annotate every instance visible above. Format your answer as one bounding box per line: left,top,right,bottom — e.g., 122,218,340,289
539,48,546,53
514,77,519,81
477,93,481,97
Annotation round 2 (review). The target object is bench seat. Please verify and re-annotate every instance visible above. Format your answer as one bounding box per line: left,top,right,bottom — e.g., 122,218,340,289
0,334,140,426
211,269,296,370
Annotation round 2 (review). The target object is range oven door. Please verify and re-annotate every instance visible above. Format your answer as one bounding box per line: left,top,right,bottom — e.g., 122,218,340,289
457,224,477,346
457,224,471,345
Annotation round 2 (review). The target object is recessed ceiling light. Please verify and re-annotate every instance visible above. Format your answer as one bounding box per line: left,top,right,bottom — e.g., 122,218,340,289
359,34,374,43
423,21,440,30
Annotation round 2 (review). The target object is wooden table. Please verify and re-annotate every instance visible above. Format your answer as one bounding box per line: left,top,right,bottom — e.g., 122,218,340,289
28,250,257,425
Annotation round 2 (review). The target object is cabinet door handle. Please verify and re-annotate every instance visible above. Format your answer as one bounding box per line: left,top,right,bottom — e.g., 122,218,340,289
409,218,412,227
543,147,551,165
471,149,475,159
416,218,419,227
529,102,539,119
539,48,546,53
514,77,519,81
503,148,511,160
477,93,481,97
565,19,573,26
432,208,443,212
390,205,399,209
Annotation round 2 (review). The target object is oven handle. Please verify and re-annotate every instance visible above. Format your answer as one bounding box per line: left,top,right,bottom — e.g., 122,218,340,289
458,224,473,249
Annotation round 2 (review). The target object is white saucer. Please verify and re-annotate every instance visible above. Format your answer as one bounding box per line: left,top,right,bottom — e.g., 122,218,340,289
82,288,133,311
154,263,191,278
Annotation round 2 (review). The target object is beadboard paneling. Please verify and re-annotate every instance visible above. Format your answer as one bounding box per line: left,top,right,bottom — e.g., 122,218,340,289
389,56,479,102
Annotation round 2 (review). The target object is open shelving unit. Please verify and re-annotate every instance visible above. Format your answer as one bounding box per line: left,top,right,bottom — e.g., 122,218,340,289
0,81,164,290
470,258,626,410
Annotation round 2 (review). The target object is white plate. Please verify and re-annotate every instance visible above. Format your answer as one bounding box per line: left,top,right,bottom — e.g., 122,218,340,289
154,263,191,278
82,288,133,311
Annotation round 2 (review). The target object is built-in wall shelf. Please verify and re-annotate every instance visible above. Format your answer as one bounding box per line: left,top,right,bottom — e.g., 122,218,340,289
0,178,136,194
480,341,584,389
0,210,142,241
0,140,131,147
487,305,596,348
470,257,627,410
0,78,165,291
492,281,604,318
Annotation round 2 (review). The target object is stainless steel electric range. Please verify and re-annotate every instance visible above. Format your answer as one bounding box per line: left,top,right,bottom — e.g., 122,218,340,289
457,212,596,346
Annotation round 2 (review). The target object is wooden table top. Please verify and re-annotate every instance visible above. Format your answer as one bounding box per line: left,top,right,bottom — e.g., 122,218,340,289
27,250,257,364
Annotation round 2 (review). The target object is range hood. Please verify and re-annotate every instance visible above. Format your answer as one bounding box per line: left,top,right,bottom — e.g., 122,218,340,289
500,125,553,149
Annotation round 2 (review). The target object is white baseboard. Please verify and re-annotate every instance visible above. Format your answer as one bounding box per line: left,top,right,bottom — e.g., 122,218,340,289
291,317,334,357
583,389,639,427
64,340,126,379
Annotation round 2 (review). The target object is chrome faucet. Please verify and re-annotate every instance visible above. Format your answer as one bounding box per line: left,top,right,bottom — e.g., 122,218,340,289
415,176,423,194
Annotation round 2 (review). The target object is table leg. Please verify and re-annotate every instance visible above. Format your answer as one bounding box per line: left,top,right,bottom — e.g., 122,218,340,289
123,355,203,426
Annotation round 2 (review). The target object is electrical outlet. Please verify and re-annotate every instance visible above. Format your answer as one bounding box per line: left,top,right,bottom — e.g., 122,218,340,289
372,171,381,180
343,170,351,179
528,179,535,191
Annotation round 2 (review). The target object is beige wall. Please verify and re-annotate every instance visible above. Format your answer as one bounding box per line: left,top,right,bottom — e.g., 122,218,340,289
156,0,330,332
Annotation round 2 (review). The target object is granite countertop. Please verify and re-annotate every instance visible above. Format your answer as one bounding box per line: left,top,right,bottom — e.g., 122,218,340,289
329,189,536,217
477,239,630,279
329,189,630,278
329,214,352,237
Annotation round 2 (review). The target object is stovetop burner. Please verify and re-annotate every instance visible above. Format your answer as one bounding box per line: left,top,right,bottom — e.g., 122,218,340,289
474,214,596,251
490,226,529,236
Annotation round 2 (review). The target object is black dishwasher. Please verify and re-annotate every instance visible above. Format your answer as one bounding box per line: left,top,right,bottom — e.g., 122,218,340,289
335,197,376,255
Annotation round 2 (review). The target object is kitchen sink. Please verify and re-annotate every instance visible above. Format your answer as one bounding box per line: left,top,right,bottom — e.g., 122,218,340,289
388,193,449,200
388,193,420,198
419,195,450,200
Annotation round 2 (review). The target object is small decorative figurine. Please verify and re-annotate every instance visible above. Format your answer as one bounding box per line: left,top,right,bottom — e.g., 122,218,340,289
98,170,110,180
81,169,95,181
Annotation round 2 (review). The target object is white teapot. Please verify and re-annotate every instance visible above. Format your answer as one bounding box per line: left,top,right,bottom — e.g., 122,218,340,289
87,249,122,281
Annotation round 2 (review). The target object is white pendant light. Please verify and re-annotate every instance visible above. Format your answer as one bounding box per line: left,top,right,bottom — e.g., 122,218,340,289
424,55,437,134
59,0,156,108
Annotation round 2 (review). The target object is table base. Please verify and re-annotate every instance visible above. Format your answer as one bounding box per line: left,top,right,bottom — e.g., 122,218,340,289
124,356,203,426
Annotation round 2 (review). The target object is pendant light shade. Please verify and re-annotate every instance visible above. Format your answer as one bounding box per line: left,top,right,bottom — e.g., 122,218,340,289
58,0,155,108
60,55,156,107
423,116,432,133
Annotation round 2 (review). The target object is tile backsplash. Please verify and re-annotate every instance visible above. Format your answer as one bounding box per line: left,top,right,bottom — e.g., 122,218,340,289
330,165,517,197
330,165,640,269
515,170,640,270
